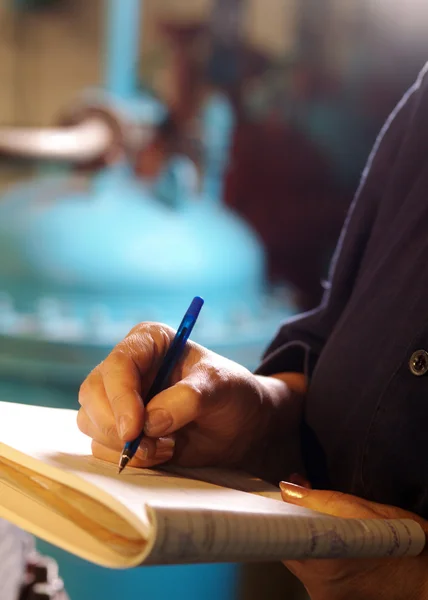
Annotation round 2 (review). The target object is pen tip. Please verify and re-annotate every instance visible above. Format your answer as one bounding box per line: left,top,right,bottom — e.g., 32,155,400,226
118,454,130,475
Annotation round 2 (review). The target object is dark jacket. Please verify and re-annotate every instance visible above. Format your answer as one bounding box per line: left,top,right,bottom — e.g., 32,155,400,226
258,62,428,518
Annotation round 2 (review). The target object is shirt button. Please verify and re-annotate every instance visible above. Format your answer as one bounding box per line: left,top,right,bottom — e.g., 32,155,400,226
409,350,428,376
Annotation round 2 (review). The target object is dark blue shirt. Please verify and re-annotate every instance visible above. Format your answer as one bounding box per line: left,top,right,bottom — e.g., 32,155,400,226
258,62,428,518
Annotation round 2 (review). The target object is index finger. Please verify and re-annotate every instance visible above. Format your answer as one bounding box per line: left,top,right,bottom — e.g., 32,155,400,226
100,349,145,441
99,324,173,441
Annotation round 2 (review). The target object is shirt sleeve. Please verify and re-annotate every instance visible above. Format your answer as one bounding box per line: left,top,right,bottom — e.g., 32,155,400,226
256,64,427,379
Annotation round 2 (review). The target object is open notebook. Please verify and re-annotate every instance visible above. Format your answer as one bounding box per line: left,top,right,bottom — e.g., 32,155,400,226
0,401,424,568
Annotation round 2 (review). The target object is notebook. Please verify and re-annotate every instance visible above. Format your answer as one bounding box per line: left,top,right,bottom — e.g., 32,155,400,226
0,401,424,568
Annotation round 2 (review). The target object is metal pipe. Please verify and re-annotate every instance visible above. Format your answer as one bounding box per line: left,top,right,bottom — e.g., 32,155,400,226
0,119,112,162
105,0,142,98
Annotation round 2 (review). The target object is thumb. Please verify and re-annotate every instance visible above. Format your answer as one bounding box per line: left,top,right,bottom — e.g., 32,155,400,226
142,370,215,438
142,379,199,438
279,482,418,521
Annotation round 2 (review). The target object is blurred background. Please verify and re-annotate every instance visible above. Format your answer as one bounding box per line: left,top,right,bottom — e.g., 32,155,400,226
0,0,428,599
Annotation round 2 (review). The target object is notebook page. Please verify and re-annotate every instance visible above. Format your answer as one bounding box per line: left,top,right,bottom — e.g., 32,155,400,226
163,465,283,501
0,401,425,564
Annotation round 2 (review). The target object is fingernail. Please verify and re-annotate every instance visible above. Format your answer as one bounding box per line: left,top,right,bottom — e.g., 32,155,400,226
118,415,133,440
136,444,150,461
279,482,310,500
144,409,173,435
156,436,176,452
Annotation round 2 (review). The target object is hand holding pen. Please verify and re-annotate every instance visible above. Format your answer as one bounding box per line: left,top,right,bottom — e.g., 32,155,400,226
77,297,294,474
118,296,204,473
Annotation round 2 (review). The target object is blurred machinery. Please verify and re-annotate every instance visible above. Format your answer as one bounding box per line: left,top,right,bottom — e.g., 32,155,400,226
0,1,296,599
18,552,69,600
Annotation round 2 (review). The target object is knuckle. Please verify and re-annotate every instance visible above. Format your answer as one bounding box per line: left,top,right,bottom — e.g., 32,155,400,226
100,422,119,441
180,380,205,414
117,323,177,373
100,323,174,376
370,503,397,519
91,440,118,463
109,390,130,410
91,440,103,459
102,348,130,374
76,408,89,434
78,383,87,407
128,321,175,339
127,321,150,337
77,407,118,444
78,368,98,406
200,362,233,392
324,491,347,509
126,323,175,357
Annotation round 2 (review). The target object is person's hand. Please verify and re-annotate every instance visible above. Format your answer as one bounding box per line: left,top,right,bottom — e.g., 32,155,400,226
77,322,304,470
280,482,428,600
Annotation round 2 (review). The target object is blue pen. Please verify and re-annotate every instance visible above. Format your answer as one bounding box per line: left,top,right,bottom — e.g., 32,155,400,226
118,296,204,474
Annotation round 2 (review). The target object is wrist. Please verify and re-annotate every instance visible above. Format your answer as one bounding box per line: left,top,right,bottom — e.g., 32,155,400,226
240,372,307,482
255,372,306,437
